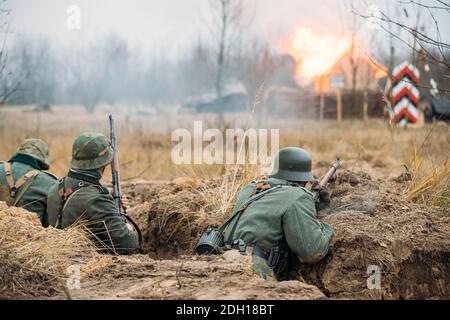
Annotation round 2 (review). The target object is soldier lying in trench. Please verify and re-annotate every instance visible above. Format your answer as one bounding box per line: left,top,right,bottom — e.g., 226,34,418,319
223,147,334,280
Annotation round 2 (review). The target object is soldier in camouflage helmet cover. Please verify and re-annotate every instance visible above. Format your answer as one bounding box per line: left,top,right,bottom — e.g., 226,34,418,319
71,132,114,170
46,132,139,255
224,147,333,280
16,138,52,170
0,138,58,226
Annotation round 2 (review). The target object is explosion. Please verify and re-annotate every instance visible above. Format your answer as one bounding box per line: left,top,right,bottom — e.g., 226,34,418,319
289,26,352,79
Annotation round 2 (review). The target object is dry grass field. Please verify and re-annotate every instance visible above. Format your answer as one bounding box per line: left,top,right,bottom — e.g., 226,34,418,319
0,105,449,300
1,105,448,182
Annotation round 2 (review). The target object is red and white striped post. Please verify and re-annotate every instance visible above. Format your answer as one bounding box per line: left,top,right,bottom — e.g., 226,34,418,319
390,62,420,125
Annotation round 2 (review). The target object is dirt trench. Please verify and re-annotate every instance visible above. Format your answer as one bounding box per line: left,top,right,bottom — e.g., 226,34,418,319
111,170,450,300
21,168,445,300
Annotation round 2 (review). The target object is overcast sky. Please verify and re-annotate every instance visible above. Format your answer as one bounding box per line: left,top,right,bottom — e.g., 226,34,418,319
6,0,450,56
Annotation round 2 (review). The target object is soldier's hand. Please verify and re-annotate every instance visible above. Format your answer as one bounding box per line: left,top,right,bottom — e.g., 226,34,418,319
126,222,136,232
120,195,129,210
312,181,331,212
108,188,129,210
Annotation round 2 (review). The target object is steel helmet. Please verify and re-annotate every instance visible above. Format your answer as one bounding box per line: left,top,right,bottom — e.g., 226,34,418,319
71,132,113,170
270,147,314,182
14,138,51,170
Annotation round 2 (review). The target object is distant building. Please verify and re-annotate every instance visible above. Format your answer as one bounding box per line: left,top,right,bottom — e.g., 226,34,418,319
270,54,300,89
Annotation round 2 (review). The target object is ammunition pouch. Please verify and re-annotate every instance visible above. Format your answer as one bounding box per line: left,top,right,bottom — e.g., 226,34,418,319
253,240,292,281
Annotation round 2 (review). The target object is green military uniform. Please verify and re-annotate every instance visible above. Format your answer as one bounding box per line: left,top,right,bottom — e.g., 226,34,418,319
223,147,333,279
224,178,333,278
46,132,139,255
0,139,57,227
46,171,139,255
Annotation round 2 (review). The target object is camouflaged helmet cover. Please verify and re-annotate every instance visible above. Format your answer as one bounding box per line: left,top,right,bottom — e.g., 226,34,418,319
71,132,113,170
15,138,51,169
270,147,314,182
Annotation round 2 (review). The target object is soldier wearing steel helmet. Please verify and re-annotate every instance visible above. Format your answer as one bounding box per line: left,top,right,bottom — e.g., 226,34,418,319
0,138,58,227
223,147,333,280
46,132,139,255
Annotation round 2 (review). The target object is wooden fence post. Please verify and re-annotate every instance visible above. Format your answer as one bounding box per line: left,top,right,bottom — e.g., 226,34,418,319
363,90,369,121
336,90,342,123
319,94,324,122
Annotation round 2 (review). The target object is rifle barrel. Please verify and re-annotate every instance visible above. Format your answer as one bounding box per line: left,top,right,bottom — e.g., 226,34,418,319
314,158,341,200
319,158,341,188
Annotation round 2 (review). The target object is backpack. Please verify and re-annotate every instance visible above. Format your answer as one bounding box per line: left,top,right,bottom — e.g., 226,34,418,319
0,162,40,207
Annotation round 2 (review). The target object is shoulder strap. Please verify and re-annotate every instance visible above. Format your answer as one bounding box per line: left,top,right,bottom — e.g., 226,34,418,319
251,180,272,195
12,170,40,206
1,162,40,191
1,164,40,207
222,185,282,244
14,170,40,190
42,171,58,180
3,162,14,190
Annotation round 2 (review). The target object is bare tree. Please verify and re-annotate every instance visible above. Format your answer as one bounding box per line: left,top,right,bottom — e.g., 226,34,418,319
209,0,245,100
0,1,22,104
66,34,132,112
338,0,364,116
354,0,450,72
11,38,58,111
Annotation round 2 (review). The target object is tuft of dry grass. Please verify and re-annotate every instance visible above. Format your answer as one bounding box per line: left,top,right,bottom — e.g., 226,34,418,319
405,145,450,207
403,123,450,208
0,202,100,298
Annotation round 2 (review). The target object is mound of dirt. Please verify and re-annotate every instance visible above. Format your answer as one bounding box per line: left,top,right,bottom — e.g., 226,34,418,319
0,202,110,299
125,179,226,257
301,175,450,299
333,169,372,187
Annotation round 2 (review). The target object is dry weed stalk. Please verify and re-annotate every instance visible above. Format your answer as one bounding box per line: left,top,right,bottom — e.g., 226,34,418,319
215,84,265,217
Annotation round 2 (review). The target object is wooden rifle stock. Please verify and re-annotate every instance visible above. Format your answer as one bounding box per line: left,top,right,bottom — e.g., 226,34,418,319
108,114,143,249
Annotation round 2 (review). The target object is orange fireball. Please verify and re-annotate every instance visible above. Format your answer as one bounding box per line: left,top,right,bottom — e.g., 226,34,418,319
289,26,352,79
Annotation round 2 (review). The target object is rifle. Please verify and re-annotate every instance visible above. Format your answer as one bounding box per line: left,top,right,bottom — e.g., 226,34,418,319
109,114,143,247
313,158,341,201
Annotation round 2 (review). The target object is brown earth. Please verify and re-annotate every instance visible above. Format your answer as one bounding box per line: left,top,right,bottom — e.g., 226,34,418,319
63,251,325,300
302,170,450,299
1,167,449,300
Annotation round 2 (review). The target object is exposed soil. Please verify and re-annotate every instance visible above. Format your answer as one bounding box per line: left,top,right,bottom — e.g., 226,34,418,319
63,251,325,300
301,170,450,299
123,177,223,258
